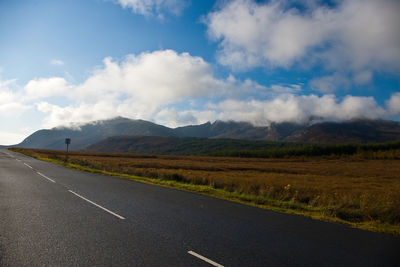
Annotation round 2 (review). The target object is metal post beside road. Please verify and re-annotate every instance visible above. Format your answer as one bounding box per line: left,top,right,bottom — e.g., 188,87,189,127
65,138,71,162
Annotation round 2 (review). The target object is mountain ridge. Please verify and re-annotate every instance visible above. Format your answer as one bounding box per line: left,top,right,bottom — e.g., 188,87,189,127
285,119,400,143
15,117,400,150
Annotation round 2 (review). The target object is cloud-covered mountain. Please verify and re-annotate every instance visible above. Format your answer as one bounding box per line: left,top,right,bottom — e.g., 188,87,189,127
17,117,301,150
15,117,400,151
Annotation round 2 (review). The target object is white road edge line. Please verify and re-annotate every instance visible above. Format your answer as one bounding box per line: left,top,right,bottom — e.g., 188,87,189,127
37,172,56,183
68,190,125,220
23,163,33,169
188,251,224,267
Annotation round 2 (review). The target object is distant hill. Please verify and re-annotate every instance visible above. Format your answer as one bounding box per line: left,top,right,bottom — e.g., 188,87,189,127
285,119,400,144
17,117,174,150
15,117,400,150
86,135,291,155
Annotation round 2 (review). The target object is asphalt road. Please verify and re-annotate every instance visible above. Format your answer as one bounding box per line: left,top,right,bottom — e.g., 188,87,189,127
0,149,399,266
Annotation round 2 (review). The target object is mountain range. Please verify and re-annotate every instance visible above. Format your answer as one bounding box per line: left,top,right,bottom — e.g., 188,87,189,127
15,117,400,151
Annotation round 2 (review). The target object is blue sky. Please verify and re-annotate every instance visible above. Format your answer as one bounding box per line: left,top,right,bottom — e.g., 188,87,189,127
0,0,399,145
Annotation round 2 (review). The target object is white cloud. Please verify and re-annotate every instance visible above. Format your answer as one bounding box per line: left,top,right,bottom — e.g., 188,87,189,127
0,79,18,105
333,0,400,72
309,74,351,93
387,92,400,115
192,94,386,126
0,78,36,145
155,107,217,127
36,101,119,128
205,0,400,82
0,102,30,117
0,78,31,115
125,93,396,128
116,0,187,17
75,51,218,103
50,59,64,66
24,77,70,100
0,130,29,146
206,0,327,69
353,70,373,85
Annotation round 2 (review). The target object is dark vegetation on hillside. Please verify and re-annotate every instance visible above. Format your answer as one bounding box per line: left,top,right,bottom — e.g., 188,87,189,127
87,135,400,159
212,140,400,158
86,136,299,155
285,119,400,143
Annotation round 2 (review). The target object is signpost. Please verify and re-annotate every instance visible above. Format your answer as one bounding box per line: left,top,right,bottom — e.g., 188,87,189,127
65,138,71,162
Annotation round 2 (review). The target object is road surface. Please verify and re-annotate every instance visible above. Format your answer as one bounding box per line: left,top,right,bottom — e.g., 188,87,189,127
0,149,399,266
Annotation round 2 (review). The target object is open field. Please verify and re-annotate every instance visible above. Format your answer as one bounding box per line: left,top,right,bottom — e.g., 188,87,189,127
11,148,400,235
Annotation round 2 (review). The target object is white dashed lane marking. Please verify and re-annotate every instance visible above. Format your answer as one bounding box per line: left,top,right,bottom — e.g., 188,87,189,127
68,190,125,220
23,163,33,169
37,172,56,183
188,251,224,267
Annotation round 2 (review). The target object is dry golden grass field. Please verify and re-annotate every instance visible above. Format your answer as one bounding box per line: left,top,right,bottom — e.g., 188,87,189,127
12,148,400,235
